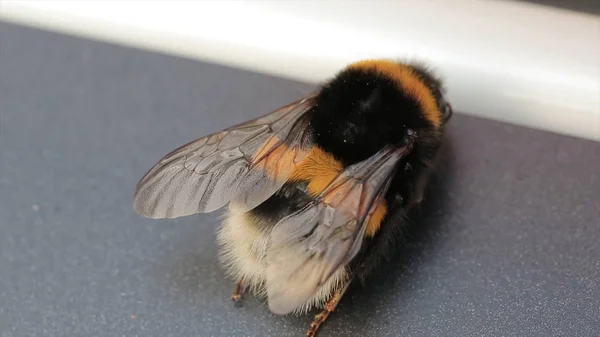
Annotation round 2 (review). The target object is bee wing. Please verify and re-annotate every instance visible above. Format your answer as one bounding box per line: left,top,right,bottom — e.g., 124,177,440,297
133,97,315,219
265,146,411,315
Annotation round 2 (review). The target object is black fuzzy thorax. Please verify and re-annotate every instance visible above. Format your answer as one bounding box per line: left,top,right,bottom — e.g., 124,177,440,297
308,66,444,208
308,68,436,167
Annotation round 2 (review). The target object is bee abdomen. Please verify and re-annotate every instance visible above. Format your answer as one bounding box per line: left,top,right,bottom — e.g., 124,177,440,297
216,182,346,314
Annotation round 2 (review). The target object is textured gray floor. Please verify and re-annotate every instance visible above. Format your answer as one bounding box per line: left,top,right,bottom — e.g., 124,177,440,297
1,22,599,337
521,0,600,14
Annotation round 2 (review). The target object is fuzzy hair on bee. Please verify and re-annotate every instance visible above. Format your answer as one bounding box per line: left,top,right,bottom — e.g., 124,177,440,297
132,59,453,337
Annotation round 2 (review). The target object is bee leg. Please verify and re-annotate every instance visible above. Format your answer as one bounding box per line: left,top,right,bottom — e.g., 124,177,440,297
305,281,352,337
231,279,245,306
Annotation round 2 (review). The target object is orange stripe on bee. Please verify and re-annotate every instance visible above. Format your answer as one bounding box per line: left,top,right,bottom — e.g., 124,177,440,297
289,146,343,196
365,200,387,237
347,59,441,128
290,146,387,238
252,136,304,181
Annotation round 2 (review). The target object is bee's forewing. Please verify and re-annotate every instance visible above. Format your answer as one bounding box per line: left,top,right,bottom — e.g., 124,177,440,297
133,97,315,219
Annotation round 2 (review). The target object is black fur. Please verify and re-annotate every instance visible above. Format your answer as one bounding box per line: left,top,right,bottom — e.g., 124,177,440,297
248,183,311,232
308,64,447,208
249,61,451,292
308,68,434,167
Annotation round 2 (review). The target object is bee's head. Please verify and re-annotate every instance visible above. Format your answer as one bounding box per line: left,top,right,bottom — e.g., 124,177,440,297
310,59,452,167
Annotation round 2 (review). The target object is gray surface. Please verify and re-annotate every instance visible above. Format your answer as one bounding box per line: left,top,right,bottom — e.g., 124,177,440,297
520,0,600,14
1,22,599,337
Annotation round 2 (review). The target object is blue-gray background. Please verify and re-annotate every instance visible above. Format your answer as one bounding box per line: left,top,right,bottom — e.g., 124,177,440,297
1,22,598,337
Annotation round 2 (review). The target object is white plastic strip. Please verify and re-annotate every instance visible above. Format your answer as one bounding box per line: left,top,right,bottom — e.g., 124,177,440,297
1,0,599,141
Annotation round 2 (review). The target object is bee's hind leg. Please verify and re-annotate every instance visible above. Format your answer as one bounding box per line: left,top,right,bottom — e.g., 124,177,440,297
231,279,245,307
306,280,352,337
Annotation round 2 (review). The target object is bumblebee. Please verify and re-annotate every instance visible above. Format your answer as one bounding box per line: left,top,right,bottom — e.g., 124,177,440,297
133,59,453,336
